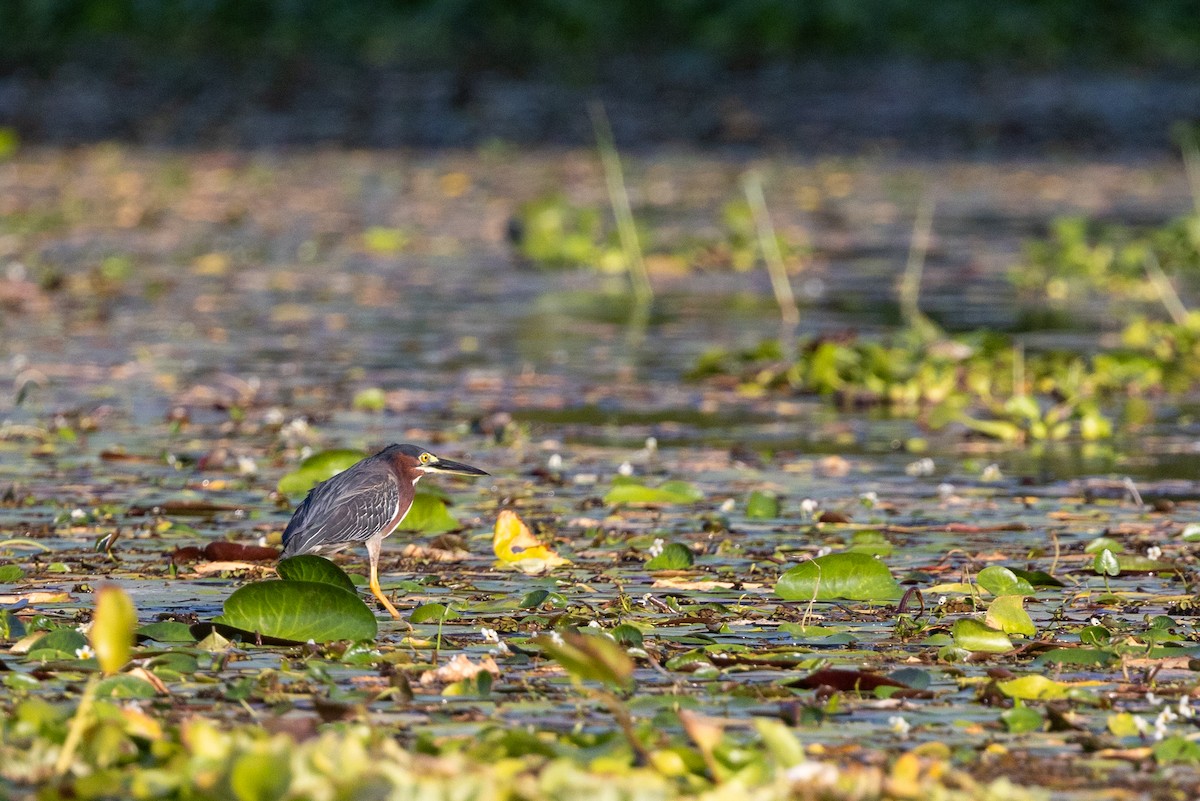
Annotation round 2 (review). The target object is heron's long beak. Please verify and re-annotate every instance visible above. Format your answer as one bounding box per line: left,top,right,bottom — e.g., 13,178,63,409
425,457,489,477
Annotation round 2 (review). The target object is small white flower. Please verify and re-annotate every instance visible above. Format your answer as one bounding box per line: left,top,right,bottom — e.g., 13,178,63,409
237,456,258,475
617,461,634,477
719,498,735,513
1146,545,1163,561
816,546,833,558
641,593,654,607
481,628,500,643
888,715,912,739
937,482,956,500
573,473,598,486
800,498,819,518
644,437,658,454
1179,695,1194,719
70,509,87,522
75,645,95,660
648,538,665,558
1133,715,1151,736
1089,617,1101,627
264,408,285,425
587,620,602,629
547,631,565,647
905,457,935,477
1147,692,1162,707
981,463,1003,482
1154,707,1176,741
937,596,948,607
547,453,563,471
859,491,878,507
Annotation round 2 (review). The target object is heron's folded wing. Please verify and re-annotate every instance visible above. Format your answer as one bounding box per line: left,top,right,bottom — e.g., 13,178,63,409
281,463,400,557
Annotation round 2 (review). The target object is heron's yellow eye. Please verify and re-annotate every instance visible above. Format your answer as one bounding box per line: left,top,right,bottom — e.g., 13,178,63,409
419,452,433,464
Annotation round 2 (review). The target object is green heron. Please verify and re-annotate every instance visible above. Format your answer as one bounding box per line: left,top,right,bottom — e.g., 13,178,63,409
280,444,488,618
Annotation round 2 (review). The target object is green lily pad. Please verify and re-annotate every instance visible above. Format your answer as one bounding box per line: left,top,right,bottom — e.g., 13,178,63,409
136,621,197,643
1008,568,1064,588
1032,648,1116,668
276,555,357,592
1001,701,1044,734
951,618,1013,653
774,553,901,601
214,580,378,643
604,478,704,506
27,628,88,659
95,674,158,699
997,674,1072,701
1115,554,1175,573
977,566,1036,597
646,543,695,570
745,490,780,519
395,492,461,533
277,449,367,496
985,595,1036,636
409,603,459,623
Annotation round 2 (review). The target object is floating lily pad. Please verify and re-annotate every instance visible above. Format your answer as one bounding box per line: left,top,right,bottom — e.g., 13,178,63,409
277,449,367,496
27,628,88,659
745,490,780,519
396,492,461,533
604,478,704,506
276,555,357,593
410,603,460,623
214,580,378,643
774,553,901,601
136,621,196,644
646,543,695,570
952,618,1013,653
977,566,1036,597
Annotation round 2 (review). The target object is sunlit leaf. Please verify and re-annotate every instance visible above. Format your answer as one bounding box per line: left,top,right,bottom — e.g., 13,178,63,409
0,565,24,582
997,674,1072,701
603,478,704,505
26,628,88,659
351,387,386,412
92,584,137,675
985,595,1036,636
1107,712,1142,738
976,566,1035,597
1001,701,1044,733
745,490,780,519
493,510,571,574
1093,548,1120,576
276,555,357,592
645,543,694,570
753,718,805,768
231,751,291,801
536,631,634,691
951,618,1012,653
397,492,462,533
214,580,378,643
409,603,459,623
277,449,367,496
774,553,901,601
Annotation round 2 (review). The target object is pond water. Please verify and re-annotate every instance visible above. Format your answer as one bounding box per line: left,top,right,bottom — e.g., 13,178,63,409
3,147,1200,798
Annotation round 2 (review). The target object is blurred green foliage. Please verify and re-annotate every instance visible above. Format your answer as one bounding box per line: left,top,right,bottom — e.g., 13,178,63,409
4,0,1200,70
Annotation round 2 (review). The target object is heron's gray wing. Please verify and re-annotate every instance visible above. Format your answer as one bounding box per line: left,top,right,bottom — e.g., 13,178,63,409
280,461,400,557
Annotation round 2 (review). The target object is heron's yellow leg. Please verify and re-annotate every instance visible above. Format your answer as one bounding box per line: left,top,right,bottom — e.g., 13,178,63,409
367,538,402,619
